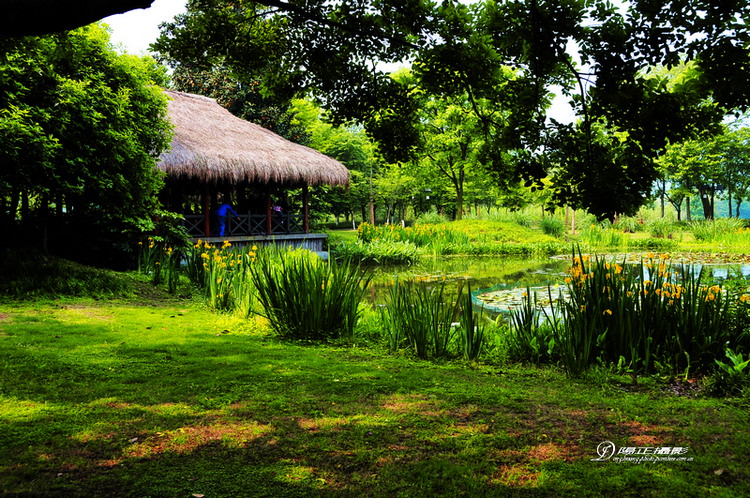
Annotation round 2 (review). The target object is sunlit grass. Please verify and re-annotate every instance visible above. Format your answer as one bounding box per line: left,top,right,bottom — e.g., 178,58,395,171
1,299,749,496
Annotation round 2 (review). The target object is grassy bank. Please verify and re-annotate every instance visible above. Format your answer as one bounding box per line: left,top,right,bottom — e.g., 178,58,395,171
1,296,749,497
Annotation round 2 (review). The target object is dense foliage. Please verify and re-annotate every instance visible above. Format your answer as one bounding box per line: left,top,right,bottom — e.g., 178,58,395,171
0,24,172,263
169,64,309,144
152,0,750,220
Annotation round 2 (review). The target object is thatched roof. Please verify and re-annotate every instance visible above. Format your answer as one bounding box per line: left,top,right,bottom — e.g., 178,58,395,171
157,90,349,187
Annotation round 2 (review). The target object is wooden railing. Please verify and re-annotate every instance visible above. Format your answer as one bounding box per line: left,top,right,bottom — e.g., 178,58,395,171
181,213,305,237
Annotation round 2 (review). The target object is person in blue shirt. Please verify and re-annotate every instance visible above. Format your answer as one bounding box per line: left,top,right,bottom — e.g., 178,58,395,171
214,203,239,236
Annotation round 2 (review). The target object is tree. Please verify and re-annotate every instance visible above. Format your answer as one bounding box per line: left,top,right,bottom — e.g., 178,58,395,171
716,128,750,218
0,24,172,259
153,0,750,219
152,0,562,186
660,128,750,220
0,0,155,37
290,99,379,224
389,68,495,221
169,64,309,143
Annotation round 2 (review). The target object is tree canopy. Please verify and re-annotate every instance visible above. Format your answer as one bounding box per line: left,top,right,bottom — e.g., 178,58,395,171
152,0,750,220
659,127,750,220
0,23,172,260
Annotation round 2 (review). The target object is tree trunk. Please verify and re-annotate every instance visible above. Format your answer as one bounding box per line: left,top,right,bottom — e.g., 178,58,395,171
21,190,29,221
698,188,713,220
455,185,464,221
737,199,742,219
661,181,665,218
728,191,733,218
572,209,576,234
686,196,691,222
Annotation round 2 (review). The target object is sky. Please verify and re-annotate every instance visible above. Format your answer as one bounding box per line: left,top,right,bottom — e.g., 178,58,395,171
103,0,579,123
103,0,186,55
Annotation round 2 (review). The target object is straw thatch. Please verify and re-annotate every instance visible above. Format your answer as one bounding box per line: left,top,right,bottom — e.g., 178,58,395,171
158,90,349,187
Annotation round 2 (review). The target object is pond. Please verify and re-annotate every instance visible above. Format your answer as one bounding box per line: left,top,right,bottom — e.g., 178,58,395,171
365,255,569,308
363,251,750,317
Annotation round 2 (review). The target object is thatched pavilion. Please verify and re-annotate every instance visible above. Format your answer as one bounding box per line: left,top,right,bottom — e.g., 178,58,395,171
157,90,349,249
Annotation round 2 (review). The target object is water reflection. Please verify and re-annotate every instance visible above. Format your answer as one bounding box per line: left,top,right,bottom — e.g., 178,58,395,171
364,253,750,317
365,256,570,306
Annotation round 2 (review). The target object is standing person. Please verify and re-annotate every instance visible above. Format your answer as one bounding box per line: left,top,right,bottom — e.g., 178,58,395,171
272,200,283,232
214,203,239,236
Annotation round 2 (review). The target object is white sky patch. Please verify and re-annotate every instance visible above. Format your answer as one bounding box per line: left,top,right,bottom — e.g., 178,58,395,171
103,0,187,55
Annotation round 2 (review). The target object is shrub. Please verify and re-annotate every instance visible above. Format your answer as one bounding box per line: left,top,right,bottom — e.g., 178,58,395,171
186,240,258,312
513,211,534,228
331,239,419,265
540,217,565,238
645,217,677,239
626,237,678,250
0,248,132,298
691,218,749,245
613,216,642,233
578,224,626,248
501,286,557,364
414,208,448,225
705,349,750,396
457,282,487,362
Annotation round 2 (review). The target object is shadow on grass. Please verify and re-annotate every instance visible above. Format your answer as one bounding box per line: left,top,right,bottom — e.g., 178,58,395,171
0,307,747,497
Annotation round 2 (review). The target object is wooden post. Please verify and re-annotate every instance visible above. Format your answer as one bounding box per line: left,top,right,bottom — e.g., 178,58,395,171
202,182,211,237
303,184,310,233
265,190,272,235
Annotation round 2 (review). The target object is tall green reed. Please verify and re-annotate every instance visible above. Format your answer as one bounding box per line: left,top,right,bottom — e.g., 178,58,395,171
511,249,750,377
381,279,462,359
458,282,486,362
579,224,626,248
137,237,182,292
186,240,258,313
250,249,372,342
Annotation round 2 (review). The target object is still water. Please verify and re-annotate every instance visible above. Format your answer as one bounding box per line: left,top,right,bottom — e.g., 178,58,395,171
365,255,570,306
363,252,750,316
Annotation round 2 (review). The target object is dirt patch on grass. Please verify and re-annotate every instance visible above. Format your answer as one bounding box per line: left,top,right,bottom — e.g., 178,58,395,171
382,393,443,417
528,442,585,462
124,421,275,458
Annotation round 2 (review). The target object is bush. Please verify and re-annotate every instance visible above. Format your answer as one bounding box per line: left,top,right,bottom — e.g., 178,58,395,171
513,211,534,228
613,216,642,233
0,248,133,298
414,209,448,225
380,279,460,359
511,248,750,377
579,224,626,248
691,218,748,244
331,239,420,265
645,217,677,239
626,237,678,250
540,217,565,238
705,349,750,397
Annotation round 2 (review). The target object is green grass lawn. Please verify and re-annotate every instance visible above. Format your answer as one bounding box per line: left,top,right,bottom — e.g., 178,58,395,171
1,294,748,497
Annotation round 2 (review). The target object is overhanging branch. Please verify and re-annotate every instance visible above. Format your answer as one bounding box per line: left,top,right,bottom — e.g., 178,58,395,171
0,0,155,37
